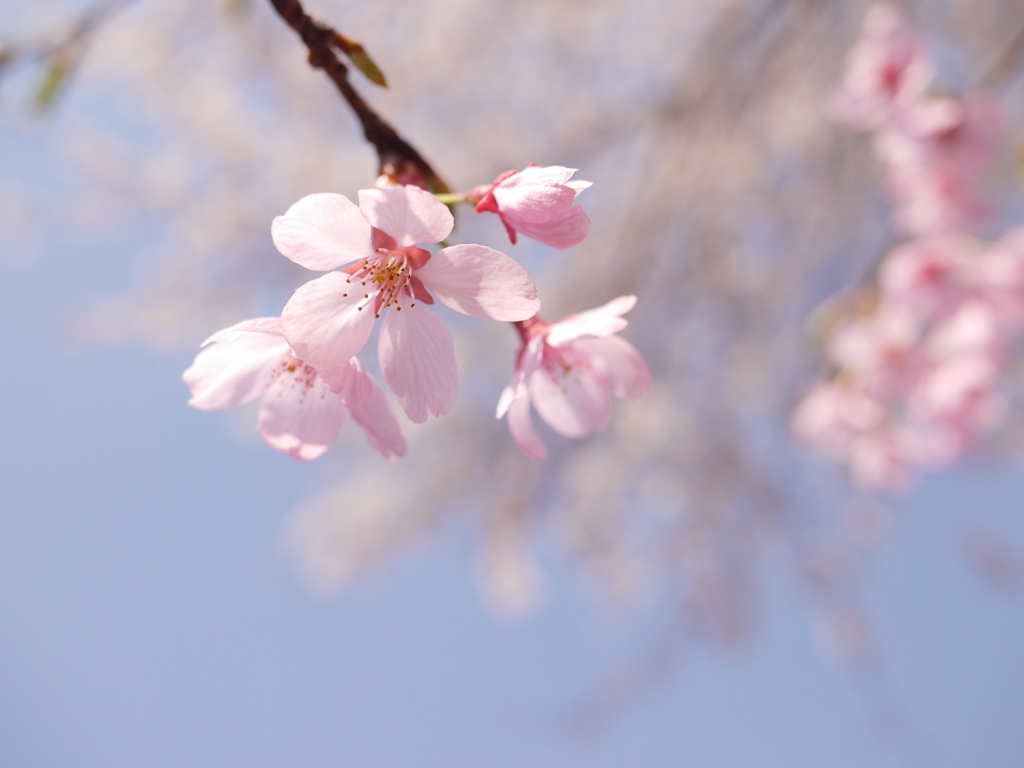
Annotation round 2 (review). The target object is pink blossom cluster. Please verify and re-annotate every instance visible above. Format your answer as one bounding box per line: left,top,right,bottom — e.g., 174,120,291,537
795,6,1017,491
829,3,1000,237
184,168,648,461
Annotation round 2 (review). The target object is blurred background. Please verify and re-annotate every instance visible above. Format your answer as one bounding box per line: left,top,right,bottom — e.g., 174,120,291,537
2,0,1023,765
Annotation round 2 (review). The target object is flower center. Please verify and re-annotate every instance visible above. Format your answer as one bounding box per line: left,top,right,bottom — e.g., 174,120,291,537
341,245,433,317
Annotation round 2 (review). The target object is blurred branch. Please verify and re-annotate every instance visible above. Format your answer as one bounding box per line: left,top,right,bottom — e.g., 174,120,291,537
0,0,137,111
977,22,1024,91
267,0,449,193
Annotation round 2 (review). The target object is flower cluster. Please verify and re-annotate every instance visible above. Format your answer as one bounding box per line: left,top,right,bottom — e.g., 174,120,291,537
829,3,1000,237
794,5,1018,491
184,168,648,461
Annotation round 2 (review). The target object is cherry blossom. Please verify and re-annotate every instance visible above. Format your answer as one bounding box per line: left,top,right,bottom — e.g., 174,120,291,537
496,295,650,459
878,236,982,320
469,165,592,249
183,317,407,462
876,95,1000,236
828,2,933,130
273,185,541,423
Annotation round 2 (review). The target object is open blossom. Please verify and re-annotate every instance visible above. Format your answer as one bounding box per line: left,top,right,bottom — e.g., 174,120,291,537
183,317,406,462
496,295,650,459
273,185,541,423
469,165,591,249
829,2,933,130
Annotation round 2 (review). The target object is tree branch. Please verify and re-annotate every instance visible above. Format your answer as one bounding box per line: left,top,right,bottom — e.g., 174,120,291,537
267,0,449,193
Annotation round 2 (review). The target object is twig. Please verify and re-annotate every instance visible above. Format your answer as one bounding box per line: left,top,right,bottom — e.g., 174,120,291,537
0,0,135,73
267,0,449,193
0,0,137,110
977,22,1024,91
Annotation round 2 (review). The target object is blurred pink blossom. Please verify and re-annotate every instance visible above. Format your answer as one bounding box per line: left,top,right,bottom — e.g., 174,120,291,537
496,295,649,459
792,381,885,460
827,306,925,397
183,317,407,461
976,229,1024,329
876,95,1001,236
828,3,933,130
878,237,981,320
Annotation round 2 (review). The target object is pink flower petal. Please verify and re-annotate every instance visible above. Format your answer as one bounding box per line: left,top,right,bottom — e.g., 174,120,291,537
493,179,576,225
574,336,651,400
378,304,458,423
512,205,590,250
545,295,636,347
282,272,376,372
566,179,593,196
348,376,408,462
415,244,542,321
257,365,347,461
358,186,453,247
201,316,284,346
506,387,548,460
184,335,290,411
529,365,612,439
317,357,374,407
271,193,372,272
497,337,544,418
506,165,578,188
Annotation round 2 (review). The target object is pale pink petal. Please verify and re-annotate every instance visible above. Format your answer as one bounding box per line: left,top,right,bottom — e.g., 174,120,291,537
378,304,458,423
271,193,372,272
545,295,637,347
504,165,577,188
575,335,650,400
184,336,290,411
512,205,590,249
496,337,544,419
257,366,346,461
317,357,374,407
358,186,453,247
348,377,408,462
566,179,593,196
201,317,284,346
282,272,376,372
493,179,575,225
415,244,541,321
529,365,612,439
791,382,885,457
847,431,912,492
506,386,548,460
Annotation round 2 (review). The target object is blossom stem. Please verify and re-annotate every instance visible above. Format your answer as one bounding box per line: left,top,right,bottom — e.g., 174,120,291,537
433,192,469,205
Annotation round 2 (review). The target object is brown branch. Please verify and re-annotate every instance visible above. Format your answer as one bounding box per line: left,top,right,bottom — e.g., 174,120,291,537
267,0,449,193
977,22,1024,91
